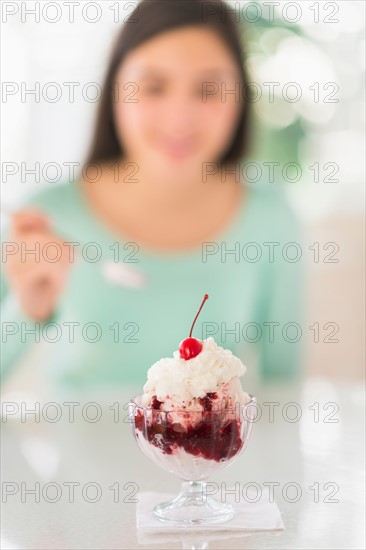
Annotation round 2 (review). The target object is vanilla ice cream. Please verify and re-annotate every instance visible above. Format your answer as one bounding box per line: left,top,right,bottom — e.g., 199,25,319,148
141,337,250,411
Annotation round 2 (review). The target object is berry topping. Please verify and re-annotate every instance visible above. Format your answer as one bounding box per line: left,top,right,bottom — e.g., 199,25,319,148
198,392,218,411
151,396,163,410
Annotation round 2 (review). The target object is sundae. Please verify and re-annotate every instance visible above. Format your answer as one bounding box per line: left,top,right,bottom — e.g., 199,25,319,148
133,295,252,462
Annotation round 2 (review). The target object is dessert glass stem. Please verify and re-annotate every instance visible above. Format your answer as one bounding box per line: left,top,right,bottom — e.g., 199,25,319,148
181,480,206,502
153,479,235,525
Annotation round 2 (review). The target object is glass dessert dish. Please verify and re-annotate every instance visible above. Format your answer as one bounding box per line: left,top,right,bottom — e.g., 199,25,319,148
129,393,256,525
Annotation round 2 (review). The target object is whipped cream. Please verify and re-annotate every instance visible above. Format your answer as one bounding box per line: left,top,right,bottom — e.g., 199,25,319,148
142,337,247,407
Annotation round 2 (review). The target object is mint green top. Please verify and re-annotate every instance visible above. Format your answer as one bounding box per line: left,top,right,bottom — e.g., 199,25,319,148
1,182,304,390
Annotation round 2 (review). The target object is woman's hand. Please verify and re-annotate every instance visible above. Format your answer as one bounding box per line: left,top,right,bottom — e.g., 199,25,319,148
3,209,73,321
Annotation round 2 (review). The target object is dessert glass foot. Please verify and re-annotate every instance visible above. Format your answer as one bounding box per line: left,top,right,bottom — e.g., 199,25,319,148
153,480,234,525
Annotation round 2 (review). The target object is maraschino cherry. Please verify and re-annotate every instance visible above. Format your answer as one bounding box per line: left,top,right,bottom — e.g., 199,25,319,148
179,294,209,360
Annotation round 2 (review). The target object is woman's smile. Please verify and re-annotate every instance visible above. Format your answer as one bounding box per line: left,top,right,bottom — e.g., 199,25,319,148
157,135,198,159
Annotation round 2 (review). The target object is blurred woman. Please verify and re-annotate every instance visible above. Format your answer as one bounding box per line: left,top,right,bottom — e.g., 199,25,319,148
1,0,303,391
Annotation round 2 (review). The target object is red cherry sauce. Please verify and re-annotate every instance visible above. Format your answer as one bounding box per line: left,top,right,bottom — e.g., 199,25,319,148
134,393,243,461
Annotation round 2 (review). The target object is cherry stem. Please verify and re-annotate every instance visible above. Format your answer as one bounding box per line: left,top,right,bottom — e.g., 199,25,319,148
189,294,209,338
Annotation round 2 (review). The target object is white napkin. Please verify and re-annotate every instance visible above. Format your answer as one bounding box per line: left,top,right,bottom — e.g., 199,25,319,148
136,490,285,534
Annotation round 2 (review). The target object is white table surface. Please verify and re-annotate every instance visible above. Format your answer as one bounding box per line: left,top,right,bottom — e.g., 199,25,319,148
1,377,365,549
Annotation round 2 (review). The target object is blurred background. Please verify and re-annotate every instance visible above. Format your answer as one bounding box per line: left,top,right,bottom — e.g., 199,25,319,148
1,3,365,549
2,0,364,394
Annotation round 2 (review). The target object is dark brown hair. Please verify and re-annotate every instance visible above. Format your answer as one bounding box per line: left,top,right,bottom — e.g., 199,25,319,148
85,0,251,166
